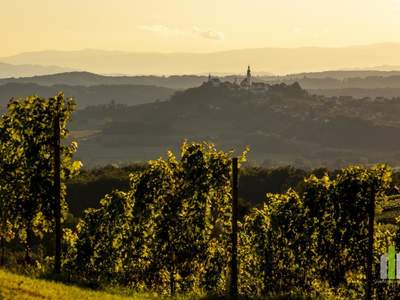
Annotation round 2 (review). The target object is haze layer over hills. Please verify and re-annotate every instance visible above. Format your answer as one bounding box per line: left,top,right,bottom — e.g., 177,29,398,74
3,43,400,75
0,62,74,78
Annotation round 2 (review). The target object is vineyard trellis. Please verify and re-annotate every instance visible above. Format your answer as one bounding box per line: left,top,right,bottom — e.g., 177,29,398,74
53,109,61,274
230,157,239,300
0,93,81,267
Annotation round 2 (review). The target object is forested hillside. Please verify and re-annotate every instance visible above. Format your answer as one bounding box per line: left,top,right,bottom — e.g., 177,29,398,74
0,83,175,108
0,72,206,89
67,81,400,167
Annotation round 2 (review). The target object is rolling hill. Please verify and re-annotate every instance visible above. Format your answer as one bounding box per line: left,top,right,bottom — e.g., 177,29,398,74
0,62,73,78
0,269,159,300
5,70,400,91
0,71,206,89
66,81,400,167
0,82,175,108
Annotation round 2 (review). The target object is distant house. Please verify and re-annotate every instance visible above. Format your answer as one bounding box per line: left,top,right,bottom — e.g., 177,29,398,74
206,74,222,87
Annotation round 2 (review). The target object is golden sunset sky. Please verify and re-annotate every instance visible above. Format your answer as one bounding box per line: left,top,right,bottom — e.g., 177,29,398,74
2,0,400,57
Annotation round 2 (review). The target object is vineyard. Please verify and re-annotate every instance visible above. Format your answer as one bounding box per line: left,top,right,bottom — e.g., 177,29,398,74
1,94,400,299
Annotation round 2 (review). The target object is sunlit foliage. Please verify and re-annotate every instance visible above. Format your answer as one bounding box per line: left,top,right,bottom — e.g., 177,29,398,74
66,142,247,294
239,165,394,298
0,93,81,260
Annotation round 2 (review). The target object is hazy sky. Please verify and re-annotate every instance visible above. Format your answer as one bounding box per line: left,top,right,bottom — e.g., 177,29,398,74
2,0,400,57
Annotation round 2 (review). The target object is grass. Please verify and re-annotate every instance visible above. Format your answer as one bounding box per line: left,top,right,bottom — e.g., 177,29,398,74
0,268,318,300
0,268,159,300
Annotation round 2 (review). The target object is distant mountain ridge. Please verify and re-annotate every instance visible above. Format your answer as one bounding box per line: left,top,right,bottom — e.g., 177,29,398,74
3,43,400,75
276,70,400,80
0,62,74,78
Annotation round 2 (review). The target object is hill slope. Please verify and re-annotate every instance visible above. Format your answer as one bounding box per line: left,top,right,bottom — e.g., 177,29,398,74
0,82,176,108
0,269,154,300
67,81,400,167
0,72,207,90
0,62,73,78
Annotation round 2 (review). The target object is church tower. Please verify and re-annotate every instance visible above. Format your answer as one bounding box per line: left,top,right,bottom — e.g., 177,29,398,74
240,65,253,88
246,65,252,86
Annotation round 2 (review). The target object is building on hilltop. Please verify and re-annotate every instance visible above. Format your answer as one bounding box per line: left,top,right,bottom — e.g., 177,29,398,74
204,66,270,93
241,66,270,93
240,66,252,88
206,73,222,87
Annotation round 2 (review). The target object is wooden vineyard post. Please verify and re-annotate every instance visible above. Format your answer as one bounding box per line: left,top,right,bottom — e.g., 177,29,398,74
230,157,239,299
53,113,61,274
365,187,375,300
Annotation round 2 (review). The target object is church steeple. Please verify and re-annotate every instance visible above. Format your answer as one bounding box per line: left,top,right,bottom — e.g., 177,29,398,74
247,65,252,86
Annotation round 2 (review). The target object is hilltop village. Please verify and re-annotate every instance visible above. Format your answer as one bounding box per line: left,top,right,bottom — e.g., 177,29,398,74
205,66,271,94
204,66,306,97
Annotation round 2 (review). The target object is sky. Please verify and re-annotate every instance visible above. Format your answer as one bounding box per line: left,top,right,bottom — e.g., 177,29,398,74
2,0,400,57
